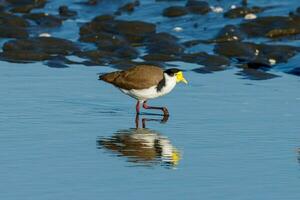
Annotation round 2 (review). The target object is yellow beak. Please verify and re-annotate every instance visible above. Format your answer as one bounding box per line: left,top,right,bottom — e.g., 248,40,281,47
176,71,188,84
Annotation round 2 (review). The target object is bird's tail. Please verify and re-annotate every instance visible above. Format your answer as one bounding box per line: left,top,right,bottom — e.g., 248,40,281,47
98,71,121,83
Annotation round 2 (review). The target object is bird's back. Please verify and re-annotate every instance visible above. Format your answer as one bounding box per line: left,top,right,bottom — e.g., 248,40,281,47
99,65,164,90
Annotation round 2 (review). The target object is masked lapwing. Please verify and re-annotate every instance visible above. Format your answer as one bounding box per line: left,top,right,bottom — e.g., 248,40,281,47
99,65,188,116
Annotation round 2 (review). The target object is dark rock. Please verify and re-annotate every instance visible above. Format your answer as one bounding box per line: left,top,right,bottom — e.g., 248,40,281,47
117,0,140,13
8,0,47,13
80,15,156,45
162,6,188,17
182,39,203,47
1,37,79,62
185,0,211,15
0,12,28,27
240,58,271,69
76,50,124,65
224,6,263,18
111,59,165,70
59,5,77,18
95,34,129,51
25,13,62,27
79,16,115,42
45,60,69,68
182,52,230,67
0,12,29,38
287,67,300,76
112,20,156,44
240,16,300,38
77,0,100,5
142,54,179,62
214,41,300,68
0,51,51,62
214,41,257,60
257,44,300,63
147,32,179,43
145,32,184,55
114,46,139,59
192,66,229,74
236,68,279,80
212,25,246,42
0,25,28,39
77,50,113,63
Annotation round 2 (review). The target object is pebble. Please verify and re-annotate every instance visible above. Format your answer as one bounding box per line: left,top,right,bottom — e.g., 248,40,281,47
244,13,257,20
39,33,51,37
269,58,276,65
210,6,223,13
173,27,183,32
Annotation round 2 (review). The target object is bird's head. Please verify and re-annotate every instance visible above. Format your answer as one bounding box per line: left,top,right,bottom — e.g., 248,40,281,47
164,68,188,84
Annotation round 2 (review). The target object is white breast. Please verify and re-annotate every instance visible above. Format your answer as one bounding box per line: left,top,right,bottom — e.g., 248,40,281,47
119,73,177,101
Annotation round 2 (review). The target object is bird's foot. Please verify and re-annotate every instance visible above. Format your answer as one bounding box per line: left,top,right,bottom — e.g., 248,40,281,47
162,107,169,116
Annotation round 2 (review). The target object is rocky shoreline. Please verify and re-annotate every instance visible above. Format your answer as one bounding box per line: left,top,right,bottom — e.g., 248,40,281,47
0,0,299,79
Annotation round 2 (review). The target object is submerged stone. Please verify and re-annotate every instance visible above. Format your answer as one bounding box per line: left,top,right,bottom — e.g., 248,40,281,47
240,16,300,38
185,0,211,15
142,53,179,62
80,15,156,45
224,6,264,18
236,68,279,80
145,32,184,55
192,66,229,74
116,0,140,14
112,20,156,44
287,67,300,76
163,6,188,17
212,25,246,42
25,13,62,27
1,37,79,62
8,0,47,13
214,41,300,68
59,5,77,18
94,34,128,51
76,50,116,65
182,52,230,67
0,12,29,38
214,41,256,59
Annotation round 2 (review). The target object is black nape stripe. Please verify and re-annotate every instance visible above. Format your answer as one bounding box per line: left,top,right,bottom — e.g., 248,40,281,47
156,76,166,92
164,68,180,76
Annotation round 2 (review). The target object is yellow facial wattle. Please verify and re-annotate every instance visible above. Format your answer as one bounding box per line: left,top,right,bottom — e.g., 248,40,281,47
176,71,188,84
172,149,181,166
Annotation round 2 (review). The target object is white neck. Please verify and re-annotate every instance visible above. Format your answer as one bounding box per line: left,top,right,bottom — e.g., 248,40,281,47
158,73,177,96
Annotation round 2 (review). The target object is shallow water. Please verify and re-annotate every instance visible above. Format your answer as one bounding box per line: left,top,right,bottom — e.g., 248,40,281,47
1,0,300,199
1,61,300,199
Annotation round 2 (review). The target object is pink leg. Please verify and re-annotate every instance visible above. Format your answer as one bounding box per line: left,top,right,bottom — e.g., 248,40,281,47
136,101,140,114
135,114,139,128
143,101,169,116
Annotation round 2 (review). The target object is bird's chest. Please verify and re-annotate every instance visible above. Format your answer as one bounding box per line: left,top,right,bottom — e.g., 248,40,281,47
119,81,176,100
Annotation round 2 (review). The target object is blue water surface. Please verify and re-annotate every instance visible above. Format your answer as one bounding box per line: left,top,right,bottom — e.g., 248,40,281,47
1,0,300,199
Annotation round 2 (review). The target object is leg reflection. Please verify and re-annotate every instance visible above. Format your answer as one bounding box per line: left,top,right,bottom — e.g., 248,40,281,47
135,113,169,128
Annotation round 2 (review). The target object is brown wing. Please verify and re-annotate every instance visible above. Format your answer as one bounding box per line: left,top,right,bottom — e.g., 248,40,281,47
99,65,164,90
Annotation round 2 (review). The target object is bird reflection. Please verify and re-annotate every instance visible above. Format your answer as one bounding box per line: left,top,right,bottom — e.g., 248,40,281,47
97,114,181,168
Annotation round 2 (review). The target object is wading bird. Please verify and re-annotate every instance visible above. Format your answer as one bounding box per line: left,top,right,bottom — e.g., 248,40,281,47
99,65,188,116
